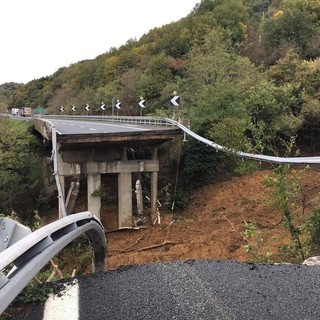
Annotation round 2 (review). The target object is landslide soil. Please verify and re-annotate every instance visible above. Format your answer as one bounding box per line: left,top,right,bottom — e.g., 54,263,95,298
100,167,320,271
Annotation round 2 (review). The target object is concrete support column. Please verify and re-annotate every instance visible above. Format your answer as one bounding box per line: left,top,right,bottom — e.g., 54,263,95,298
66,177,80,214
151,146,159,223
118,148,132,227
87,173,101,219
58,175,65,219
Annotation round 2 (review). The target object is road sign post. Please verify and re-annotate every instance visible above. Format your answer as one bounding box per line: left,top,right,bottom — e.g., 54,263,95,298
115,100,121,116
85,103,90,115
170,92,180,119
112,97,115,116
139,97,145,117
100,102,106,116
36,106,44,114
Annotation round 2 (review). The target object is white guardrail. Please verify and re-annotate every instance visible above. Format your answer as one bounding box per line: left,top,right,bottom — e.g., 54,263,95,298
0,212,106,314
39,115,320,164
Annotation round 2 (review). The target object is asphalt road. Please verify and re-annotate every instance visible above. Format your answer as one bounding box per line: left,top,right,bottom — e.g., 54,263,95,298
46,119,154,135
14,259,320,319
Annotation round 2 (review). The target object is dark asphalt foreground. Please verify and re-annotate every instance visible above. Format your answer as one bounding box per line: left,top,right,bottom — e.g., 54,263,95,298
16,260,320,319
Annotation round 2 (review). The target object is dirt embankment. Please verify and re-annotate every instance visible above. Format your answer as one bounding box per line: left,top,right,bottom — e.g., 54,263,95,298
103,168,320,271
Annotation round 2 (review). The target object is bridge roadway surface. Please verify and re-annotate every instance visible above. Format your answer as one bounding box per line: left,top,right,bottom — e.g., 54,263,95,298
45,118,181,143
48,118,158,135
17,260,320,320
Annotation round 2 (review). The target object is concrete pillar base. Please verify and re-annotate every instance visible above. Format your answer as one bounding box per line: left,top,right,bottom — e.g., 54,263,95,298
118,172,133,228
88,174,101,219
151,146,159,223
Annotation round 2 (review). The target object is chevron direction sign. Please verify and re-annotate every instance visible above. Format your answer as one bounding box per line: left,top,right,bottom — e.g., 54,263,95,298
116,100,122,109
170,95,180,107
60,106,64,112
138,99,146,108
71,105,76,112
100,102,106,111
85,104,90,111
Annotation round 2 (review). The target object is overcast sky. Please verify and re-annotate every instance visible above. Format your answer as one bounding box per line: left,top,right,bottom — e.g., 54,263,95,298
0,0,198,85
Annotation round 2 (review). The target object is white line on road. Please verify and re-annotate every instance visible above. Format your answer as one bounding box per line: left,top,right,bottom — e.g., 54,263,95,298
43,279,79,320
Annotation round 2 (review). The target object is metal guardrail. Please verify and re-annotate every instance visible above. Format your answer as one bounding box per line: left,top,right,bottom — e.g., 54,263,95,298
0,212,106,314
38,115,320,164
38,114,176,127
166,119,320,164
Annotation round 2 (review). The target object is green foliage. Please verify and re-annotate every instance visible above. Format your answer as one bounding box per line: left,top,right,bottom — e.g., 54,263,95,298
242,164,320,263
306,208,320,253
91,186,116,203
14,280,55,305
193,0,223,15
264,0,320,59
212,0,249,43
264,165,306,261
180,139,224,189
185,29,258,134
234,160,259,176
248,0,270,16
209,116,249,151
0,118,43,222
241,220,273,263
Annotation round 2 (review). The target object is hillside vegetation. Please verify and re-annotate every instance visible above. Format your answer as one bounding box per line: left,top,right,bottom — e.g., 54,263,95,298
2,0,320,221
3,6,320,307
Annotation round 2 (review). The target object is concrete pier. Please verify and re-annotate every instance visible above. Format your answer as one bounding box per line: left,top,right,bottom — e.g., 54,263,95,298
55,146,160,227
87,173,101,219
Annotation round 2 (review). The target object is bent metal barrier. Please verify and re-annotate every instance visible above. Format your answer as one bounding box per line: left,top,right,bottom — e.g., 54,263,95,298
0,212,106,314
39,115,320,164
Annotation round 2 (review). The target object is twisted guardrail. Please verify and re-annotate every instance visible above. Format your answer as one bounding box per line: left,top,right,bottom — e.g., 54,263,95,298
39,115,320,164
0,212,106,314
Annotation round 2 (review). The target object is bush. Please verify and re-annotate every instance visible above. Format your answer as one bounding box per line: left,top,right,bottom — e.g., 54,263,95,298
0,118,43,222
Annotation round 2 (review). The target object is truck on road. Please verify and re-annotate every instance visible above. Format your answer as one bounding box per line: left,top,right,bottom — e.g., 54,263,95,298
11,107,32,117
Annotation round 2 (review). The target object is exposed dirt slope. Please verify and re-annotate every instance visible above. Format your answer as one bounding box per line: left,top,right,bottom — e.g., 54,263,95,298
104,167,320,270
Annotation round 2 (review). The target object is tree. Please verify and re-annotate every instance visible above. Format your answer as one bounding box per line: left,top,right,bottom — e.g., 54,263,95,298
212,0,249,43
0,118,43,222
264,0,320,59
184,29,260,139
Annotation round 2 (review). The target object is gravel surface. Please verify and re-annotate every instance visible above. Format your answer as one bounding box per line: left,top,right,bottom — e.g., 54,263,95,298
13,260,320,319
77,260,320,320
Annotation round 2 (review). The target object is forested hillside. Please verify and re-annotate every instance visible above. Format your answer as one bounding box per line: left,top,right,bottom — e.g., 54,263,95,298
2,0,320,215
3,1,320,281
2,0,320,154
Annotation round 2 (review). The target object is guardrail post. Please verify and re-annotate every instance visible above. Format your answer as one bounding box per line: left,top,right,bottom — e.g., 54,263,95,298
0,218,31,253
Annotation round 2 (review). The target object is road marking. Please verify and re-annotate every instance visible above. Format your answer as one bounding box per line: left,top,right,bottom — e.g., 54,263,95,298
43,279,79,320
54,120,150,131
90,128,96,131
98,122,150,131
